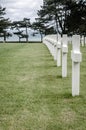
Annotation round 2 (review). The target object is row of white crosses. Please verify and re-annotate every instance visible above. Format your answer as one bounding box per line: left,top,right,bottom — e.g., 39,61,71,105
81,35,86,46
43,34,82,96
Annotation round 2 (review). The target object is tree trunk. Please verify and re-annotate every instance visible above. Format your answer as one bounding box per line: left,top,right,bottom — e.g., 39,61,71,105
4,32,6,43
26,27,28,43
19,37,20,43
40,32,43,42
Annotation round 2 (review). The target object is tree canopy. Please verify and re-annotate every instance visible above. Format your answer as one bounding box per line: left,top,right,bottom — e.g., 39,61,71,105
37,0,86,35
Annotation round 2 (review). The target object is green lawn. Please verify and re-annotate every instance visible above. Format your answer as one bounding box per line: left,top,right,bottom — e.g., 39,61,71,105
0,43,86,130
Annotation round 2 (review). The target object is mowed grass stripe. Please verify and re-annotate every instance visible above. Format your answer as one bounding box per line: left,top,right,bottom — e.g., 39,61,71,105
0,43,86,130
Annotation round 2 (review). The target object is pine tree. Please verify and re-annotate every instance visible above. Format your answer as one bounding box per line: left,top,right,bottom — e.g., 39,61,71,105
12,18,31,43
0,6,11,42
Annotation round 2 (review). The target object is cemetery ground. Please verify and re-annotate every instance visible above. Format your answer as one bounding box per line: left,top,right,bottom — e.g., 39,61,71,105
0,43,86,130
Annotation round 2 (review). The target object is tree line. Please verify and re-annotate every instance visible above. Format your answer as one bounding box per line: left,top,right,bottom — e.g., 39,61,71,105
0,6,31,42
0,0,86,42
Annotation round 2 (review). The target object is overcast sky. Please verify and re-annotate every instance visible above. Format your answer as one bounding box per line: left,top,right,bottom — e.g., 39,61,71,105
0,0,43,22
